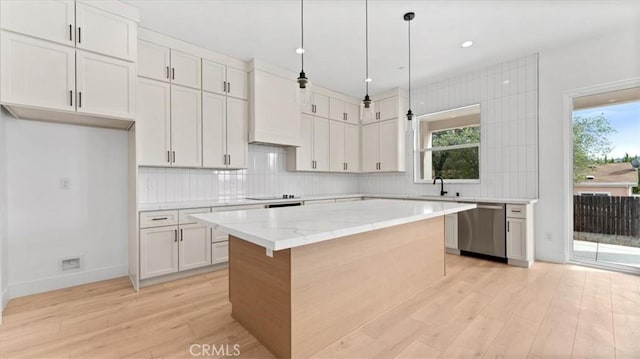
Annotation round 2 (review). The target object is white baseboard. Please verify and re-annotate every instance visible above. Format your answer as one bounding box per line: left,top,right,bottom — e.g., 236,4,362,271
8,265,128,299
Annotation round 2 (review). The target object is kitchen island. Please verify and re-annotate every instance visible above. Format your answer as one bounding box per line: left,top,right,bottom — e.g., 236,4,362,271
192,199,476,358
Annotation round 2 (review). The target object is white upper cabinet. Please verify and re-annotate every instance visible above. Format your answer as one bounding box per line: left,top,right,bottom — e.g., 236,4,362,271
303,93,329,118
313,117,330,171
344,123,360,172
0,0,75,46
138,40,171,82
202,93,248,169
226,66,248,100
203,60,248,100
361,122,379,172
329,121,346,172
136,78,171,167
376,96,399,121
361,119,404,172
378,119,401,171
0,1,138,127
226,97,248,168
171,86,202,167
202,59,226,95
76,50,135,119
170,49,201,89
0,31,75,111
287,114,329,172
202,92,227,168
329,121,359,172
330,98,360,125
75,2,136,61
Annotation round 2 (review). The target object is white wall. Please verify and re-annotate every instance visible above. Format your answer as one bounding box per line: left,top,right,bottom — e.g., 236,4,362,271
536,24,640,262
359,54,539,200
0,109,8,317
5,116,129,298
138,144,359,204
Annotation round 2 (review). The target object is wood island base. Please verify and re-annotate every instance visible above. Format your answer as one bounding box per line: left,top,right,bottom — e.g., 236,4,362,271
228,216,445,358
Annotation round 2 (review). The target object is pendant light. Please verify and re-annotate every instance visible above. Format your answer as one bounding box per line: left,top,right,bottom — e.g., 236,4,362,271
361,0,375,121
296,0,311,105
404,12,415,121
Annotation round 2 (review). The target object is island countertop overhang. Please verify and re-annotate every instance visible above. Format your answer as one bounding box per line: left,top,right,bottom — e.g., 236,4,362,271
191,199,477,251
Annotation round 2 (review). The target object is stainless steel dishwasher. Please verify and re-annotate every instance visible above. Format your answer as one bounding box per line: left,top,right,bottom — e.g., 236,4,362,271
458,203,507,262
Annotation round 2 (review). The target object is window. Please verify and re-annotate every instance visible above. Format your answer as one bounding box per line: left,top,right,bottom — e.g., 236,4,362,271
415,104,481,183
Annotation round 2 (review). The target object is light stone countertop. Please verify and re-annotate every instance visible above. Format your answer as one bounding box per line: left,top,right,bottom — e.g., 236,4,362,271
137,193,537,212
191,199,477,251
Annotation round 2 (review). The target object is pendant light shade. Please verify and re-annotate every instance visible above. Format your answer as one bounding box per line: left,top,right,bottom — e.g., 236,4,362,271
296,0,311,105
361,0,375,121
404,12,415,121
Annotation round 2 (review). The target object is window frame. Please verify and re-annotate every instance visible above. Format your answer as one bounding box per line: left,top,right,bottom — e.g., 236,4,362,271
413,104,481,184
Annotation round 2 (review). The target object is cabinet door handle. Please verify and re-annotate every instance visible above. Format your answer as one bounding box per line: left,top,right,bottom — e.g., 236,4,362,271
174,229,178,242
227,82,231,93
69,90,73,106
77,27,81,43
172,67,175,80
223,154,227,165
507,221,510,232
180,229,183,242
167,151,171,163
78,92,82,108
228,154,231,165
346,162,348,171
223,81,227,93
69,24,72,41
166,66,170,79
172,151,176,163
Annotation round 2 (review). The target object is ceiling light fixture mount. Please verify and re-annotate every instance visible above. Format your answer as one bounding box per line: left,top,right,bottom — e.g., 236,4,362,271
461,40,474,48
404,11,415,121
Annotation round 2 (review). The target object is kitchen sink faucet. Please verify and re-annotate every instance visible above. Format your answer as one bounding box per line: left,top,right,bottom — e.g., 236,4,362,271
433,176,448,196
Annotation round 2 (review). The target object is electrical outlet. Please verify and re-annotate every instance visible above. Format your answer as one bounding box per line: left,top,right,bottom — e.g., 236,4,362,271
60,177,71,190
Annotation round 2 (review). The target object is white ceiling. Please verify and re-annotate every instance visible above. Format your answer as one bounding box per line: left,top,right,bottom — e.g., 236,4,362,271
125,0,640,98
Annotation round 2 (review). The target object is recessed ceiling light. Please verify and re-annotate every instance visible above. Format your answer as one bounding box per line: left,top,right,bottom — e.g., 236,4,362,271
295,47,305,54
503,80,510,85
364,78,372,82
461,40,473,48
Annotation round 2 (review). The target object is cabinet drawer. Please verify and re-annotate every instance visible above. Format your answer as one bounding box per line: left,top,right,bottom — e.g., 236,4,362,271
179,207,210,225
140,210,178,228
506,204,526,218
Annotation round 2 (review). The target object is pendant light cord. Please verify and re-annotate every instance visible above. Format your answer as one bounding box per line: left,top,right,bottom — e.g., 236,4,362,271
301,0,304,71
408,17,411,110
365,0,369,95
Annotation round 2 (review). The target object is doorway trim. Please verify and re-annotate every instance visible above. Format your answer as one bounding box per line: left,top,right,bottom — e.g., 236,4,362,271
563,77,640,272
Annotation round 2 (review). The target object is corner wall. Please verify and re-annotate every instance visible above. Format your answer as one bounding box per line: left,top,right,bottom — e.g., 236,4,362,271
536,24,640,262
0,108,8,319
5,115,129,298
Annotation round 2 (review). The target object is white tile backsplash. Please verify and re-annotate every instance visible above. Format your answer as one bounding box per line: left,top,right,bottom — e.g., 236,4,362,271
359,54,539,199
138,144,360,204
139,54,538,205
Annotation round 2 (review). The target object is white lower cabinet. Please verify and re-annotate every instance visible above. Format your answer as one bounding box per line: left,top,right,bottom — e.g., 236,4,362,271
506,204,534,267
212,241,229,265
179,224,212,271
140,208,213,280
506,217,526,261
140,226,179,279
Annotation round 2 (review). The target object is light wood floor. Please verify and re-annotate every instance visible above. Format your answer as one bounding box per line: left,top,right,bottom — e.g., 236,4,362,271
1,255,638,358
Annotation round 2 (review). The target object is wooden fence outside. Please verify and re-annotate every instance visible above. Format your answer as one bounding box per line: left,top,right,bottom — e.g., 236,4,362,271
574,195,640,237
